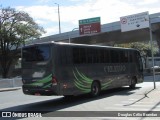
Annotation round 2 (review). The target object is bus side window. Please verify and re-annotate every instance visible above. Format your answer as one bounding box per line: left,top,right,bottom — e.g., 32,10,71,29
134,51,143,72
66,47,72,64
60,47,66,65
73,47,80,64
119,50,128,63
110,50,119,63
137,52,143,72
73,47,87,64
129,51,133,63
86,48,93,63
93,49,99,63
79,48,87,64
99,49,105,63
104,49,110,63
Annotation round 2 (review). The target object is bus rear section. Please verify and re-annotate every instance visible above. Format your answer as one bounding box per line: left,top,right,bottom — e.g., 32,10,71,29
22,44,60,96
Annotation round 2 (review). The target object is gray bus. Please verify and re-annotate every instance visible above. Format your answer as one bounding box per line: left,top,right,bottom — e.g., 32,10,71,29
22,42,143,97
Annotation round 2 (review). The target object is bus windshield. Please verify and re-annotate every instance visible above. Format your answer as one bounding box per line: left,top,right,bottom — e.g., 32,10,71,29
22,45,50,62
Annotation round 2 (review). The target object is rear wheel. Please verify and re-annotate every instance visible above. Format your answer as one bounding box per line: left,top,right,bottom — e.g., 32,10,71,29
91,81,100,97
129,78,136,89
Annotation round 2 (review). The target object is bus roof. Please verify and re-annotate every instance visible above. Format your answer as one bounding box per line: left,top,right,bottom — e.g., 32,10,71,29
24,41,138,51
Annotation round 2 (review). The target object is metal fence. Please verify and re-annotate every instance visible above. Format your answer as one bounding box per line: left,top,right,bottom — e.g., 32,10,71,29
0,77,22,88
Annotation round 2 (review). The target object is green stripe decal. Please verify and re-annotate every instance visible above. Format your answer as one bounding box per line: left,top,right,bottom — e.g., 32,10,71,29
75,68,92,83
26,74,52,88
73,68,113,93
101,80,113,90
43,83,52,88
73,68,92,93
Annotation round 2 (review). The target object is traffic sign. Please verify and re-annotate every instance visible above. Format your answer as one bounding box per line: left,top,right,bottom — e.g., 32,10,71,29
120,12,149,32
79,17,101,35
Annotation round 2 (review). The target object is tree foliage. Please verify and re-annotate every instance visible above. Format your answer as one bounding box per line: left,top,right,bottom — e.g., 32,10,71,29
114,42,159,68
114,42,159,57
0,7,45,78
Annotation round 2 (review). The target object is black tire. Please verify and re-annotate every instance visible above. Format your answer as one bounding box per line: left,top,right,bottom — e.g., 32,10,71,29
91,81,100,97
129,78,136,89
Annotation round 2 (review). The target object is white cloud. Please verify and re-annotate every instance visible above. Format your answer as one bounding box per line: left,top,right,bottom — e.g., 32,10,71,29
16,0,160,37
35,20,47,25
69,0,81,1
138,0,159,5
16,5,58,22
35,0,52,3
42,26,59,37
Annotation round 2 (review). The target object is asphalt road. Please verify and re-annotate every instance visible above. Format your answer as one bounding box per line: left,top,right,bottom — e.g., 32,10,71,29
0,76,160,120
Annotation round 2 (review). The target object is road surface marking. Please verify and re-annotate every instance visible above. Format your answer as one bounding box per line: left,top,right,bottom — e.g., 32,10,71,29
121,101,153,104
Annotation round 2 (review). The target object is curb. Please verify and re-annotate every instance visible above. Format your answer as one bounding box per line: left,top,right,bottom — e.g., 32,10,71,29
0,87,21,92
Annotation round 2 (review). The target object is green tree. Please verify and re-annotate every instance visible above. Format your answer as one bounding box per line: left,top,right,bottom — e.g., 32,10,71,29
0,7,45,78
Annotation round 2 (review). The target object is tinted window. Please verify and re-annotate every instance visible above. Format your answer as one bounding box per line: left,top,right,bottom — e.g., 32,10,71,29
135,51,143,72
23,45,50,62
73,47,87,64
86,48,93,63
119,50,129,63
110,50,119,63
72,47,111,64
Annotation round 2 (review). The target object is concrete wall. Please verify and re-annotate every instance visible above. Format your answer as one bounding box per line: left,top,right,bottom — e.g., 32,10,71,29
0,77,22,88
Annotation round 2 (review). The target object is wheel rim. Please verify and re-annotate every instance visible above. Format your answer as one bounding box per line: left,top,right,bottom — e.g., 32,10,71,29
93,86,98,95
92,83,99,96
132,79,136,85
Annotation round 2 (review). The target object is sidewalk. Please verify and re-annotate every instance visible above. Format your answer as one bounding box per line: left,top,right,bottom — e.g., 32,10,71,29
0,77,22,92
142,85,160,108
0,87,21,92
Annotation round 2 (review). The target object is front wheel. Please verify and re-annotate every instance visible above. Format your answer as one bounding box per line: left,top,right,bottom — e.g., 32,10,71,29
129,78,136,89
91,81,100,97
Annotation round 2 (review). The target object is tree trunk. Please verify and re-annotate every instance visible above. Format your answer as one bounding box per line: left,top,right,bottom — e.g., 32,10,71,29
0,53,13,78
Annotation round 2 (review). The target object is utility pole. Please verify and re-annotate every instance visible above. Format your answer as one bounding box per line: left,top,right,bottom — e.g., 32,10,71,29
55,3,61,34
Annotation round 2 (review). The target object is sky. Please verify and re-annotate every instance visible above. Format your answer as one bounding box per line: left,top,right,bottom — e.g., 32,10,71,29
0,0,160,37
